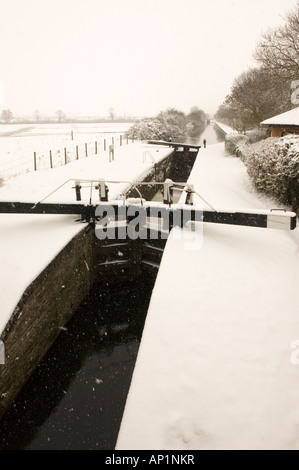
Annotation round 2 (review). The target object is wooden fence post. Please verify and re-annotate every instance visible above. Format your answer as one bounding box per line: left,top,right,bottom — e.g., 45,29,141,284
85,143,88,157
76,145,79,160
104,139,106,151
120,135,122,147
109,145,114,162
95,141,98,155
34,152,37,171
64,148,67,165
50,150,53,169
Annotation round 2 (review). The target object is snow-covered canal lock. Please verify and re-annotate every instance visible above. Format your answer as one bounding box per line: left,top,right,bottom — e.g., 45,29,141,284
1,125,298,450
0,140,200,449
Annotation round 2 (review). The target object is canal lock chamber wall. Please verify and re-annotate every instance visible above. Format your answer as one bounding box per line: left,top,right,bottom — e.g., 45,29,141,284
0,147,198,419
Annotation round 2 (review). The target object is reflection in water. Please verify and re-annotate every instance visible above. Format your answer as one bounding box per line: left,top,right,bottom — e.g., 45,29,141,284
0,278,154,450
177,123,225,147
194,123,225,146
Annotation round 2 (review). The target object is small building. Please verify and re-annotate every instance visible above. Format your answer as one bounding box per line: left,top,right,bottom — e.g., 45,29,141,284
261,107,299,137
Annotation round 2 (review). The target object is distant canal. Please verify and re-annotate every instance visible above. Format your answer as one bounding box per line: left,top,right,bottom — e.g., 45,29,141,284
181,122,226,147
197,123,226,145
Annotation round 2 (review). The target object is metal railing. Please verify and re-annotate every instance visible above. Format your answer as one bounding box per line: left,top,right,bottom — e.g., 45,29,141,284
0,177,293,231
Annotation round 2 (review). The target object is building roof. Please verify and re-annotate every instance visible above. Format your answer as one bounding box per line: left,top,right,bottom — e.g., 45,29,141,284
261,107,299,127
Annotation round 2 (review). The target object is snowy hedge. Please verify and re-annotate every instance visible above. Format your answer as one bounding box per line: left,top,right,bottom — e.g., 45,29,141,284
243,136,299,211
225,134,249,160
127,118,176,141
225,129,267,160
127,112,186,142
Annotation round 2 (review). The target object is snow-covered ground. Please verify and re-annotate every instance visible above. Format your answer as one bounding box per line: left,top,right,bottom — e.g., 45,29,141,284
0,122,133,180
213,120,237,136
116,142,299,450
0,142,172,335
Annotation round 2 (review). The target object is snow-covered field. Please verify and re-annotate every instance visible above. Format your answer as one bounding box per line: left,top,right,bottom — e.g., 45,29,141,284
0,122,133,180
0,141,172,335
116,142,299,450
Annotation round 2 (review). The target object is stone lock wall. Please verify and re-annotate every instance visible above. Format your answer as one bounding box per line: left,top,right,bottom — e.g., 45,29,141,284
0,228,95,418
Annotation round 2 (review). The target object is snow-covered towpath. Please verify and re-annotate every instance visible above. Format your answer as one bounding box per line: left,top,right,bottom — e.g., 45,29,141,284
116,142,299,450
0,142,172,335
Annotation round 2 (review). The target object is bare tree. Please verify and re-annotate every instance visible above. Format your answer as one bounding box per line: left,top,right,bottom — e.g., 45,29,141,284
216,2,299,133
214,103,236,125
187,107,205,125
34,110,41,122
56,109,66,122
187,107,206,136
1,109,13,123
108,107,115,120
217,67,291,132
255,2,299,80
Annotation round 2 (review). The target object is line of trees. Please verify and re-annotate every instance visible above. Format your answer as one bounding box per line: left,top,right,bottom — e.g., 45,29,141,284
215,1,299,132
127,107,207,141
0,108,136,124
0,109,66,124
0,109,14,123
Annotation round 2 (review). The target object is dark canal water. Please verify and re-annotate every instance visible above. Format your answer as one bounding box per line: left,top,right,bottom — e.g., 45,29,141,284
0,277,154,450
0,123,225,450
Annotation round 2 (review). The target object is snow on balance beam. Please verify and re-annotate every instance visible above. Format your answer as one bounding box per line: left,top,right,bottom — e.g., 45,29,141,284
0,201,296,231
266,210,297,230
200,208,297,231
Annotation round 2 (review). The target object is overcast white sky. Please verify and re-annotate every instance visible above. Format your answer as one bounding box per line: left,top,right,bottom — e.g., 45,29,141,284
0,0,297,118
